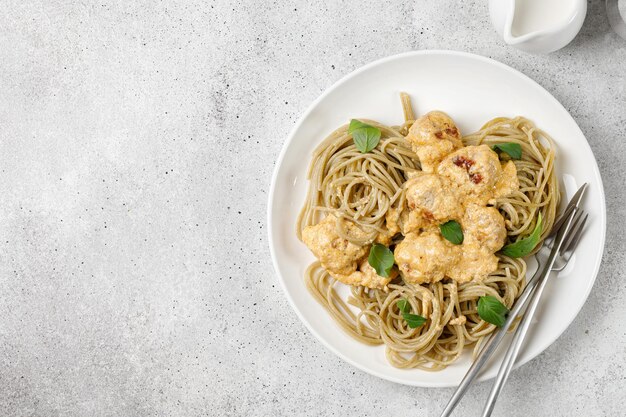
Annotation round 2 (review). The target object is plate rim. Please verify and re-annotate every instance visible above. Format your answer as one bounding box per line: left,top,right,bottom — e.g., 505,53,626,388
267,49,607,387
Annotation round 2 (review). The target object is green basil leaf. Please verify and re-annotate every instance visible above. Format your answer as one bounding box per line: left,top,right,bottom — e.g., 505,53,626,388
348,119,371,132
500,213,543,258
349,119,381,153
403,312,426,328
397,299,426,328
492,142,522,160
368,244,394,278
397,299,410,314
439,220,464,245
477,295,509,327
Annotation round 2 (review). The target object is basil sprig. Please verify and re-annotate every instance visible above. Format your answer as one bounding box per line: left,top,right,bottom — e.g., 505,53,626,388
478,295,509,327
492,142,522,160
397,299,426,329
349,119,381,153
501,213,543,258
439,220,464,245
368,244,394,278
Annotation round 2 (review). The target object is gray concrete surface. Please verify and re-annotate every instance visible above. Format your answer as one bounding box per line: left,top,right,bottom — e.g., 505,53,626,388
0,1,624,416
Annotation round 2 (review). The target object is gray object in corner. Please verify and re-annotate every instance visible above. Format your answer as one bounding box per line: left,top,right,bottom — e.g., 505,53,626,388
607,0,626,39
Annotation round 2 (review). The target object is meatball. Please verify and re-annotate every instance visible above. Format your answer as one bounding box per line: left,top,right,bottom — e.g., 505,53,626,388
446,247,500,283
302,215,393,289
437,145,504,204
405,173,463,224
406,111,463,172
394,232,461,284
462,204,507,252
302,214,367,276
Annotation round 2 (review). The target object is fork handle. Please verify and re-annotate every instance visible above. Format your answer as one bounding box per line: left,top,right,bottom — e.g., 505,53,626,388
438,273,543,417
480,208,584,415
441,210,580,417
480,269,554,417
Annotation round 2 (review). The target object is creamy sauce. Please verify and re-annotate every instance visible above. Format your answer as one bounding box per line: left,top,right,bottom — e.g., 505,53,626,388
397,112,519,284
511,0,577,37
302,112,520,289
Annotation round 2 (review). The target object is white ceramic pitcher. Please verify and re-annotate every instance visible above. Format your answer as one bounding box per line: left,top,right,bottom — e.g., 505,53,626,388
489,0,587,54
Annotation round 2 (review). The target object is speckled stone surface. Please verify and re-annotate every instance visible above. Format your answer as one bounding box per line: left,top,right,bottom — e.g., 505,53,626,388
0,1,625,416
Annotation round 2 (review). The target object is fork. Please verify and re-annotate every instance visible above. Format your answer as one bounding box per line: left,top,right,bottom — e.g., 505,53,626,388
480,208,588,417
439,183,588,417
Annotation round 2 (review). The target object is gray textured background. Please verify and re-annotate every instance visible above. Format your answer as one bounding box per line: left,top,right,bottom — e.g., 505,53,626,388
1,1,625,416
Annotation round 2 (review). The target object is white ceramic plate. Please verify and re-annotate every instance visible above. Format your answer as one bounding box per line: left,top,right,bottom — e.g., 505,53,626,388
267,51,606,387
